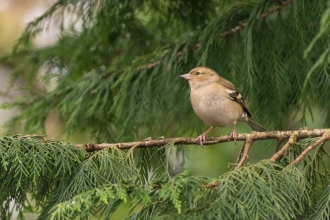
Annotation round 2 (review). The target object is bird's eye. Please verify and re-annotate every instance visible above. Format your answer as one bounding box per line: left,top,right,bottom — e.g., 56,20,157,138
196,72,200,75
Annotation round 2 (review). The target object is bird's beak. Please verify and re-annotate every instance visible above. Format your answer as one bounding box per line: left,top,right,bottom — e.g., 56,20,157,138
180,73,191,81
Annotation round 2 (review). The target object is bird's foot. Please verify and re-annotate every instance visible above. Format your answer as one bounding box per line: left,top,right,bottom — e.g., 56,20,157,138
230,129,237,144
197,126,214,147
197,133,207,146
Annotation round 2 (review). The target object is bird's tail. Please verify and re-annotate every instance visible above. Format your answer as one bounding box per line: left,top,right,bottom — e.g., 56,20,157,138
246,118,267,132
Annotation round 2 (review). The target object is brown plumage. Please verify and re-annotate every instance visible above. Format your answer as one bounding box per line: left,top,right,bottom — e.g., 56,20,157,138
180,66,266,145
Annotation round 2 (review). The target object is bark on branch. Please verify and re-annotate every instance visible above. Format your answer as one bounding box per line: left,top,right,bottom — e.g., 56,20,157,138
235,134,254,169
289,131,330,166
221,0,292,37
77,128,329,152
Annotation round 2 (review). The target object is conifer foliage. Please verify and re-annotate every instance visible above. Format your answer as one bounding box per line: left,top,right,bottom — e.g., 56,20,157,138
1,0,330,219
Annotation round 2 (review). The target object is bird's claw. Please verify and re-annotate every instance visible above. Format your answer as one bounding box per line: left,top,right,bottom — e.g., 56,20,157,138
230,130,237,144
197,134,206,146
196,126,214,147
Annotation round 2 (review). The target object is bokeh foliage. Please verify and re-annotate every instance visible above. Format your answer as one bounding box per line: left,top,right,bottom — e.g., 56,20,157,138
1,0,330,219
1,0,330,142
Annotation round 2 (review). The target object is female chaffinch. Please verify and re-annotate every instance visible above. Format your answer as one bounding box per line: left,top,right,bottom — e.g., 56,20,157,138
181,66,266,145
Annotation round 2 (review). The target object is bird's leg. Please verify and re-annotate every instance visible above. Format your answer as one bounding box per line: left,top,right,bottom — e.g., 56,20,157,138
197,126,214,146
230,121,237,144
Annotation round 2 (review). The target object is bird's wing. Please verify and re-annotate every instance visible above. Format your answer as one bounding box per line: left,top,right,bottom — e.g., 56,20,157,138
217,78,252,117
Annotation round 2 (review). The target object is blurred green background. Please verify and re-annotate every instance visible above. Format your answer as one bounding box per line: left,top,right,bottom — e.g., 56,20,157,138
0,0,329,219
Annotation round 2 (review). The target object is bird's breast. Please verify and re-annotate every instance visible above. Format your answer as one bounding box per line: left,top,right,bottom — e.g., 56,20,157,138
190,84,244,127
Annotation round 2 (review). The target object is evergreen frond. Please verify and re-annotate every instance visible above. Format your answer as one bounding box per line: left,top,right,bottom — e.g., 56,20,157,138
1,0,330,218
0,135,86,218
311,182,330,220
3,0,329,141
0,134,185,219
130,161,310,219
48,182,141,220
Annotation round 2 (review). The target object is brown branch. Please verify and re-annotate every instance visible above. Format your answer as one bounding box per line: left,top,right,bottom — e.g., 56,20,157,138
76,129,330,152
18,134,48,141
83,128,326,191
274,138,283,153
221,0,292,37
137,44,201,70
259,0,292,19
153,180,220,190
205,182,219,188
235,134,254,169
154,180,219,189
137,61,161,70
289,131,330,166
152,129,324,190
137,1,292,71
270,131,300,161
153,180,219,190
233,144,245,169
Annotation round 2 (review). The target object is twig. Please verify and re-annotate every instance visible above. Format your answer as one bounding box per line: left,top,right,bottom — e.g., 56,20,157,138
274,138,283,153
221,0,292,37
137,61,161,70
233,144,246,169
137,44,201,70
235,134,254,169
18,134,48,141
289,131,330,166
260,0,292,19
138,1,292,71
270,131,300,161
205,182,219,188
76,129,329,152
153,181,219,190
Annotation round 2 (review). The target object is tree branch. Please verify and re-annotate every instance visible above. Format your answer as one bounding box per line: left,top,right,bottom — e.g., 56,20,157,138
221,0,293,37
270,131,299,161
289,131,330,166
235,134,254,169
137,0,292,71
274,137,284,153
76,128,329,152
20,128,330,191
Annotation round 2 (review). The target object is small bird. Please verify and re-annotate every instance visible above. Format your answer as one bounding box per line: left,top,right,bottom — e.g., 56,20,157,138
180,67,266,145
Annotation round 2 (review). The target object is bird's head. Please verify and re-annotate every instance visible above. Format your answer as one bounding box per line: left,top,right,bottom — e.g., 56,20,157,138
180,67,219,90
